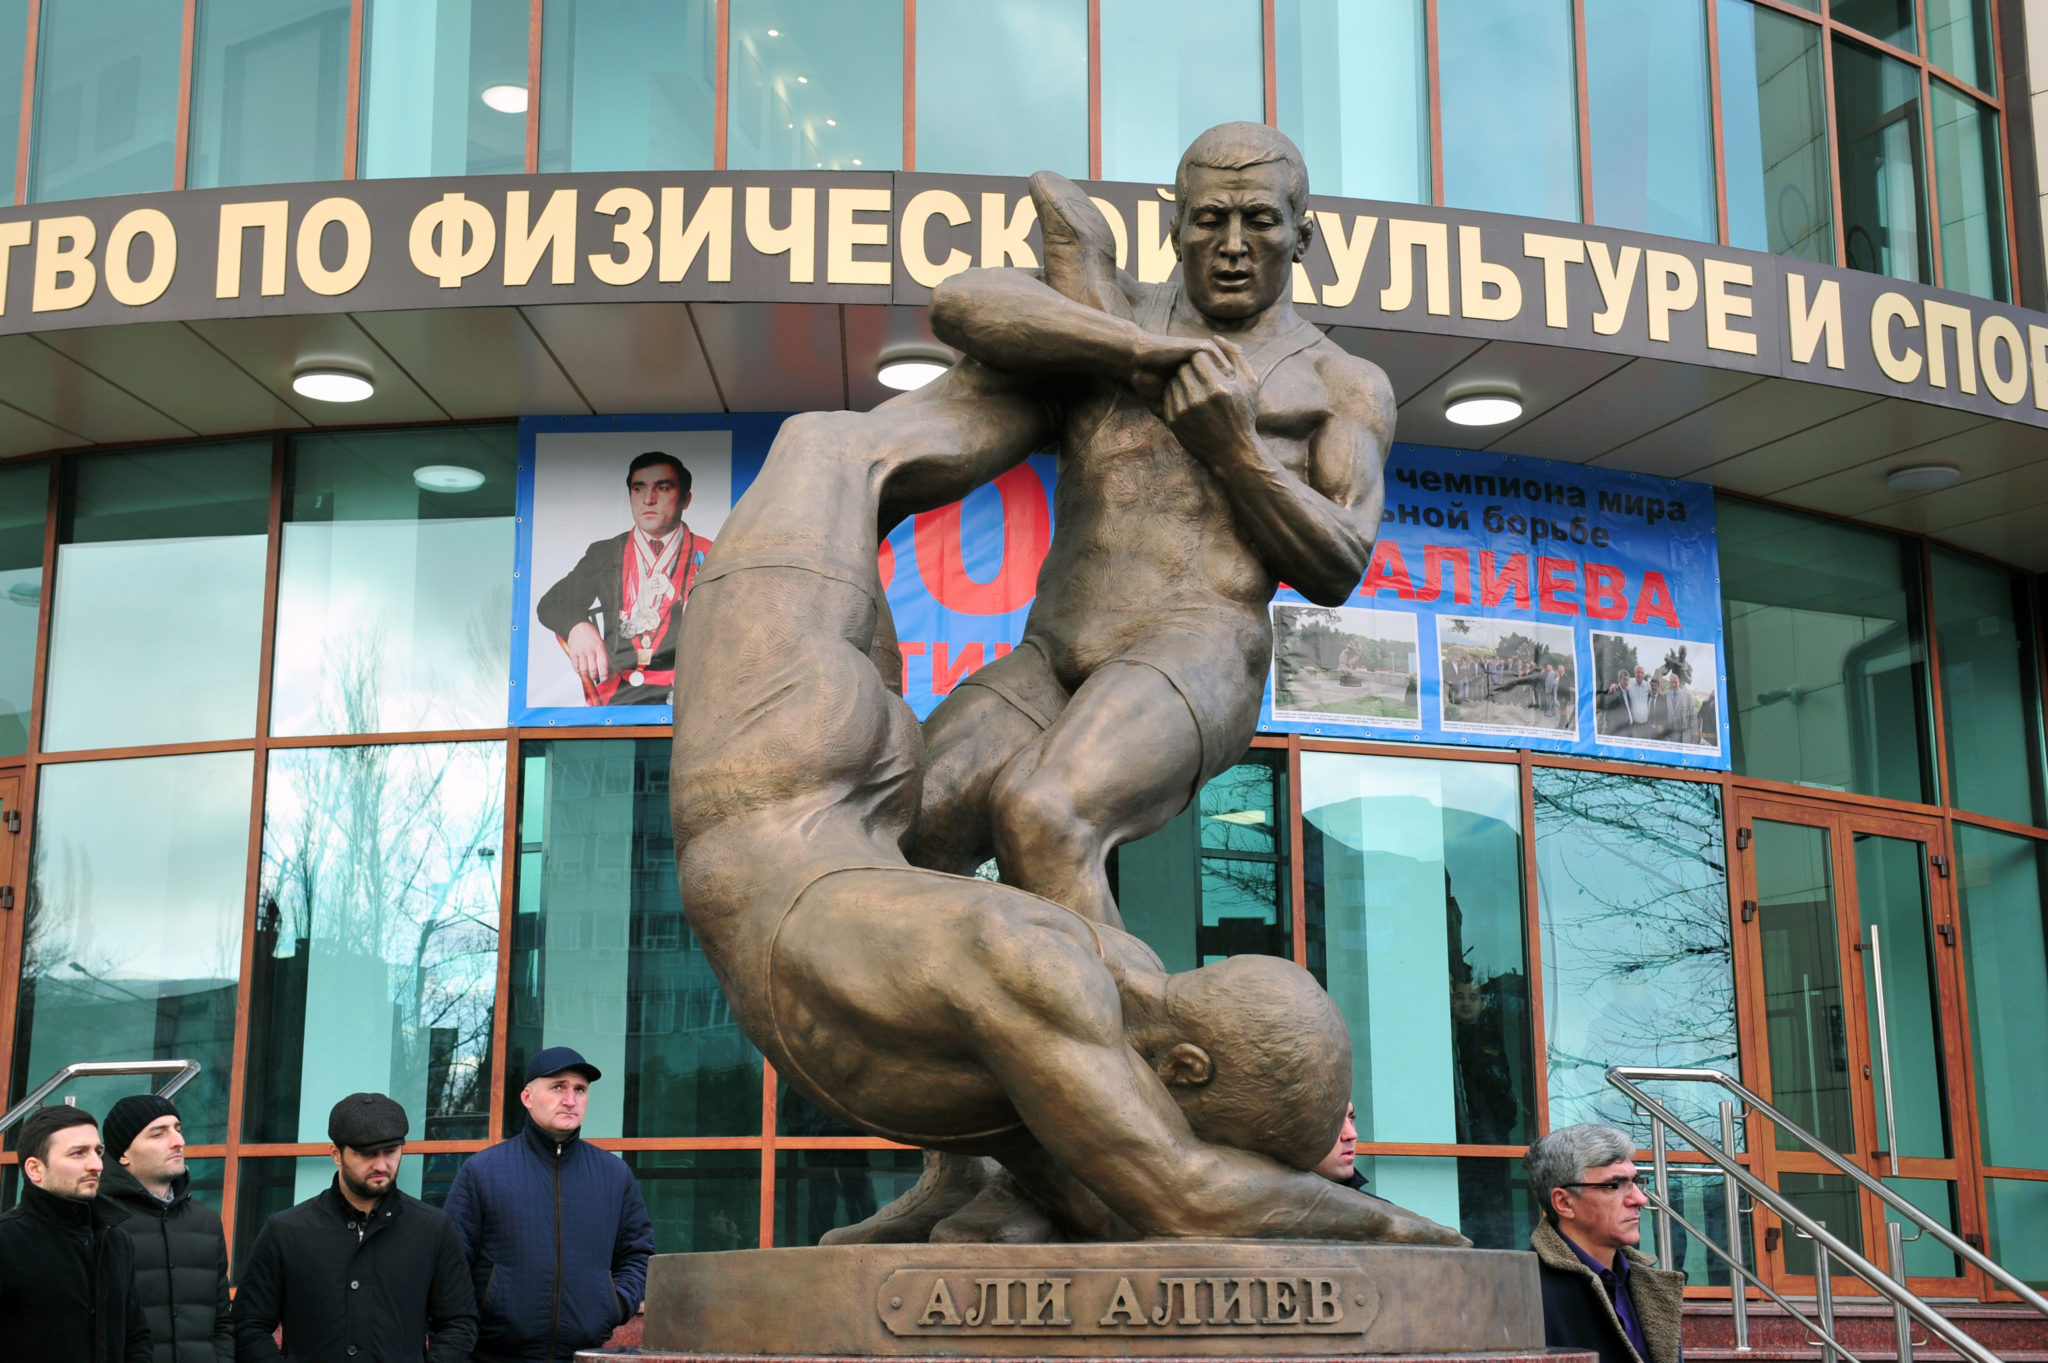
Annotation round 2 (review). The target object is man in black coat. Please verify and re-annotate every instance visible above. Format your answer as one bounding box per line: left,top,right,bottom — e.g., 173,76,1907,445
231,1093,476,1363
0,1105,153,1363
1525,1123,1685,1363
101,1093,232,1363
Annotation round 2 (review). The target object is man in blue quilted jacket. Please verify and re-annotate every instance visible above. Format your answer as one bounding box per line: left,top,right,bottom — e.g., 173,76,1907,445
443,1046,655,1363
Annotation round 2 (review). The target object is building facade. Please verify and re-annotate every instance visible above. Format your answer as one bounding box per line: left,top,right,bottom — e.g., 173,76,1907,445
0,0,2046,1310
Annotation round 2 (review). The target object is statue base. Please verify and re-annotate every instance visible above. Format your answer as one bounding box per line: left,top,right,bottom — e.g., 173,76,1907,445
627,1241,1545,1357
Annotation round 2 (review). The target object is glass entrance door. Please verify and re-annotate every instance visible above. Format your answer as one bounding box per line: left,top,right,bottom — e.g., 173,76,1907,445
1737,795,1980,1297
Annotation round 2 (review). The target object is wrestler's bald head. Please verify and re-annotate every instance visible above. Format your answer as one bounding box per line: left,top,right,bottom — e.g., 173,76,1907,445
1150,954,1352,1170
1174,122,1310,225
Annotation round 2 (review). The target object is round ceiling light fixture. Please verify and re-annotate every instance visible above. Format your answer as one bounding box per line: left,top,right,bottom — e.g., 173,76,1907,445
1886,463,1961,493
1444,391,1523,426
481,84,529,114
877,345,955,392
413,464,487,493
291,367,375,403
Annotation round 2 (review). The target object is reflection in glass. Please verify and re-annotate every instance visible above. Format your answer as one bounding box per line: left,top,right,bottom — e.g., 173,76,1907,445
624,1151,759,1252
272,427,516,737
1534,770,1736,1137
1273,0,1427,203
1853,834,1951,1160
1100,0,1263,183
1753,820,1854,1154
1351,1155,1532,1250
1985,1179,2048,1288
1834,40,1930,285
1304,754,1534,1147
245,743,502,1144
0,0,27,203
539,0,716,172
1883,1177,1962,1277
1931,86,2009,302
29,0,181,202
0,460,45,755
187,0,351,189
1957,825,2048,1170
43,442,270,752
359,0,529,178
1779,1171,1864,1275
1585,0,1714,240
9,753,251,1146
1654,1171,1758,1288
727,0,900,171
1832,0,1915,53
1720,0,1834,262
507,741,761,1139
1114,756,1291,972
1935,553,2044,824
234,1154,467,1272
1926,0,1995,93
1720,498,1934,804
1438,0,1580,221
775,1150,922,1247
915,0,1086,177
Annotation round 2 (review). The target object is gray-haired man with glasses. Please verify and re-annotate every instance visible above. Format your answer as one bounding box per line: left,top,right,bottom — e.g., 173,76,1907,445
1523,1123,1685,1363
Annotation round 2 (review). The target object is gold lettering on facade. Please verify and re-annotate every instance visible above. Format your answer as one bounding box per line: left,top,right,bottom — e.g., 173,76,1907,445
216,201,288,299
745,185,817,284
1702,258,1757,355
902,188,971,288
1523,232,1583,328
0,220,29,315
1644,249,1698,342
1872,292,1924,383
979,193,1038,268
105,209,177,307
590,187,656,286
2029,325,2048,411
1087,196,1129,270
1135,198,1176,283
1786,274,1845,369
505,189,577,286
32,216,96,312
1314,211,1377,309
827,186,892,285
1458,224,1522,322
659,186,734,283
409,193,497,288
1586,241,1639,336
1922,299,1977,393
295,198,370,297
1096,1277,1149,1327
1980,315,2027,405
1380,218,1450,316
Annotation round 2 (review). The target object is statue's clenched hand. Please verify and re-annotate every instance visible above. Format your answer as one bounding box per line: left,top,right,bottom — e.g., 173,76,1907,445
1161,339,1260,467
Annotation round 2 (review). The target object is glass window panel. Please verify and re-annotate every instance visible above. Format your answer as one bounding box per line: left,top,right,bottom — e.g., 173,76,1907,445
1438,0,1580,222
272,427,516,737
1778,1171,1865,1275
0,460,46,757
1350,1155,1533,1250
9,752,251,1146
774,1149,922,1247
1957,825,2048,1170
0,0,27,204
1200,758,1280,855
507,740,761,1139
538,0,716,173
1853,833,1951,1160
1834,39,1930,285
1720,0,1834,262
245,742,502,1144
1985,1178,2048,1288
1534,770,1738,1140
1274,0,1427,203
1935,551,2043,825
1584,0,1714,240
359,0,530,178
1304,754,1534,1146
1833,0,1916,53
233,1153,467,1272
623,1150,759,1253
914,0,1086,177
187,0,351,189
28,0,181,202
1100,0,1263,184
1926,0,1995,93
1930,85,2009,302
42,442,269,752
727,0,900,172
1883,1176,1962,1277
1753,820,1856,1153
1115,755,1290,974
1650,1170,1758,1288
1720,497,1935,804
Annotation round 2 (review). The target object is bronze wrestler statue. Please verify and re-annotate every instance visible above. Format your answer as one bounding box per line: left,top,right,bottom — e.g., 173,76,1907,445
665,364,1456,1246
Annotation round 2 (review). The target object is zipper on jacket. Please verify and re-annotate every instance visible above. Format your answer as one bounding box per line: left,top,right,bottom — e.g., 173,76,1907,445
160,1212,177,1359
546,1142,564,1363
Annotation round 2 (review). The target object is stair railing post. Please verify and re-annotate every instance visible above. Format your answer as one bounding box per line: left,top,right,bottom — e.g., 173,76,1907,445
1814,1226,1839,1363
1722,1099,1748,1352
1889,1220,1914,1363
1652,1114,1674,1272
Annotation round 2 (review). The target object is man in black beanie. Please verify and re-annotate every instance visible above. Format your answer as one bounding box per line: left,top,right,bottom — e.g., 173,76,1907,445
231,1092,476,1363
101,1093,233,1363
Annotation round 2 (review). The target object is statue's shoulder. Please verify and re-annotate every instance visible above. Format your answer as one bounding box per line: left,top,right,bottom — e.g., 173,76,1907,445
1302,334,1396,421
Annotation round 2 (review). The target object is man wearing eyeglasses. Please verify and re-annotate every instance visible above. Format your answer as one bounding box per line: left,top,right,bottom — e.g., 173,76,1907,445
1523,1124,1686,1363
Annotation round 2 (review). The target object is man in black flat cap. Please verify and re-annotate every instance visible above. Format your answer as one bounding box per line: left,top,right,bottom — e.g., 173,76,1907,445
231,1093,476,1363
444,1046,654,1363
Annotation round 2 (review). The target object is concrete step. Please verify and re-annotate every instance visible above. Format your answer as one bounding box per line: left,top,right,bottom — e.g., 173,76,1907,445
1684,1299,2048,1359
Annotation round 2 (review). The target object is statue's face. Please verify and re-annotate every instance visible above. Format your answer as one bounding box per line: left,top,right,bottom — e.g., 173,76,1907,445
1175,160,1308,322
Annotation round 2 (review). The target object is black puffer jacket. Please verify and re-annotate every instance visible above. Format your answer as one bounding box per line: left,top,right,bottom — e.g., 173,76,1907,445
0,1179,152,1363
99,1165,232,1363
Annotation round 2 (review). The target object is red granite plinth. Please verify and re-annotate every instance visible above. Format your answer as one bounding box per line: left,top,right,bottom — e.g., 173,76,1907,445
579,1352,1596,1362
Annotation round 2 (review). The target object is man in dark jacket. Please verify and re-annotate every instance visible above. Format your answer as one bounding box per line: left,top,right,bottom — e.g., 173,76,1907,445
0,1104,153,1363
231,1093,476,1363
444,1046,656,1363
101,1093,233,1363
1525,1123,1685,1363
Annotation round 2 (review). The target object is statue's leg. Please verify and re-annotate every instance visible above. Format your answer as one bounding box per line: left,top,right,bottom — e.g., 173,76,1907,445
908,642,1067,874
817,1150,999,1246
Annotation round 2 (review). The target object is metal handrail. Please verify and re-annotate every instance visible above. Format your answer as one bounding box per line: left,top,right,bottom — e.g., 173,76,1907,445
1607,1066,2013,1363
1611,1065,2048,1318
0,1060,201,1135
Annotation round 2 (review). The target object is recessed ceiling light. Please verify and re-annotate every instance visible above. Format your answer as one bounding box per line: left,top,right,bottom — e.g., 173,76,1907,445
797,75,808,83
481,84,528,114
1445,392,1523,426
852,158,862,165
413,464,486,493
877,345,955,391
766,27,780,35
1886,463,1961,493
826,118,836,126
291,367,374,403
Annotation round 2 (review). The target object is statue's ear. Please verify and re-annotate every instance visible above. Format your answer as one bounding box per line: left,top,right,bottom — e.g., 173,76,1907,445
1154,1042,1213,1087
1294,210,1315,263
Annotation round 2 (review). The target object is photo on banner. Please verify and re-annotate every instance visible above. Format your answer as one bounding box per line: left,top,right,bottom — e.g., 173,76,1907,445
1437,616,1579,741
1269,603,1420,728
1591,631,1721,756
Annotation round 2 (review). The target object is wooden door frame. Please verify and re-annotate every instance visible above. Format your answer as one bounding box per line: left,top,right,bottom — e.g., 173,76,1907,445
0,770,23,1119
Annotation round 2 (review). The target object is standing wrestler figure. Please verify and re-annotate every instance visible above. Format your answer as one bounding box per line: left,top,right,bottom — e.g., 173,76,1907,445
912,121,1392,928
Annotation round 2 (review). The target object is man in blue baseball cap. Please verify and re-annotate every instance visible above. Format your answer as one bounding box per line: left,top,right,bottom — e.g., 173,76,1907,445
442,1046,654,1363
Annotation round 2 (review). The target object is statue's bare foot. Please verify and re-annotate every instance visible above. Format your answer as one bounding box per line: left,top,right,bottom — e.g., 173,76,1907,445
1358,1191,1471,1247
928,1168,1063,1244
820,1151,998,1245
